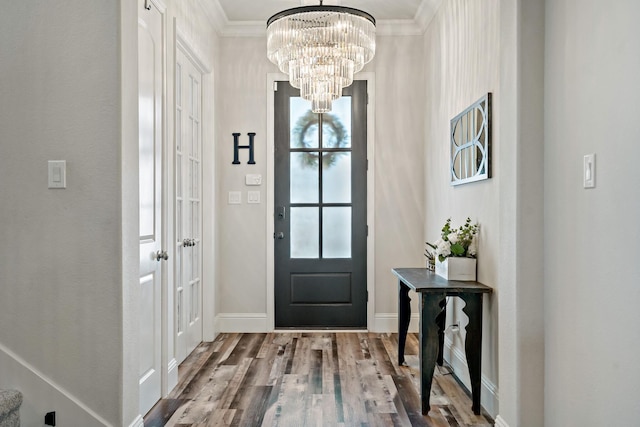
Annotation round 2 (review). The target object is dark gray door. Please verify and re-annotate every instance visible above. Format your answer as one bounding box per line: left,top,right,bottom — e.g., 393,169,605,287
274,80,368,328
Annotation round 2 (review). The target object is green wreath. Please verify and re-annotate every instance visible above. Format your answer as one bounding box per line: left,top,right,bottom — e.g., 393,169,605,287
292,110,348,168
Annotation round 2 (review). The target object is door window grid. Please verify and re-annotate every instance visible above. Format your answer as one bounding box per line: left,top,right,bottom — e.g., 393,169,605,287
289,97,352,259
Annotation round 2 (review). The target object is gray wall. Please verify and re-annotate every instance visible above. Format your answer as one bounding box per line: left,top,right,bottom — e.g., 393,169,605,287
544,0,640,425
215,35,426,329
0,1,125,425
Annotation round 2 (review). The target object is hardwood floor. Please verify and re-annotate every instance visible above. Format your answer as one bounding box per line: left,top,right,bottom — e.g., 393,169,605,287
144,333,493,427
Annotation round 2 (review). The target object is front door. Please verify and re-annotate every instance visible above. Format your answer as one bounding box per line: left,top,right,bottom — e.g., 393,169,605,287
274,81,368,328
174,46,203,364
138,0,164,416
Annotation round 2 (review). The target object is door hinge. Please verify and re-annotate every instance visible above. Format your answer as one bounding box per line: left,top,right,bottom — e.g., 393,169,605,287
273,81,278,91
366,159,369,171
366,290,369,302
366,225,369,237
367,92,369,104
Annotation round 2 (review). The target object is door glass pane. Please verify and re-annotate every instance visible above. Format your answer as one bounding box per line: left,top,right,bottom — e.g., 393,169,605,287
290,97,318,149
192,201,200,239
176,247,182,289
323,207,351,258
290,207,319,258
176,109,182,152
322,97,351,148
290,152,319,203
323,152,351,203
177,200,182,240
176,154,182,197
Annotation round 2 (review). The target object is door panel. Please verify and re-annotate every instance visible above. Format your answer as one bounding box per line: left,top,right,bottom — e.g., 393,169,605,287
274,81,367,328
138,0,164,416
175,47,203,363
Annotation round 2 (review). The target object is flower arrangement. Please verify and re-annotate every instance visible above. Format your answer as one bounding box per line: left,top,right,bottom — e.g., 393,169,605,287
427,217,478,262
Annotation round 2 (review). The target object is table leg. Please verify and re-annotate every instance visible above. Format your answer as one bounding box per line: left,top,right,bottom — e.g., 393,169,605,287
436,298,447,366
398,280,411,366
461,293,484,415
420,292,446,415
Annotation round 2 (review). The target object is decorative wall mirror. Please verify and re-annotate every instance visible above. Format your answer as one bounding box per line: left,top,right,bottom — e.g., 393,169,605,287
450,93,491,185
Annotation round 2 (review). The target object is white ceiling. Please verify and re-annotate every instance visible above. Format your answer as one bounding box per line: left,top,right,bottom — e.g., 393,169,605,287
206,0,443,36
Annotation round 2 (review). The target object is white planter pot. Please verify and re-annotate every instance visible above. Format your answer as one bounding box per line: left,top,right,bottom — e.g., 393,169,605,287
435,257,477,281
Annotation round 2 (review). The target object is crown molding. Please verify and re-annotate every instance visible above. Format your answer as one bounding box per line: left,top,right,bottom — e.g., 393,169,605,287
205,0,443,37
201,0,228,31
415,0,442,32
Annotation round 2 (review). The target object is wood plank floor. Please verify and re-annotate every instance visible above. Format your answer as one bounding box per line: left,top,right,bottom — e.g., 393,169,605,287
144,333,493,427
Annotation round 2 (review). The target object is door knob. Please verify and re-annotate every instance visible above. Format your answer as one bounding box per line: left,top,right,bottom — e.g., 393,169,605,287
155,250,169,261
275,232,285,240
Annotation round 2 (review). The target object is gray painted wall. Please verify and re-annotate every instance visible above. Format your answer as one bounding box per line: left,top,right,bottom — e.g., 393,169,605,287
544,0,640,425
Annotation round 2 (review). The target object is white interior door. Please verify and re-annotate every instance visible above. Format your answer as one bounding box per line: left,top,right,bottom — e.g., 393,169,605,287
175,46,203,364
138,0,165,416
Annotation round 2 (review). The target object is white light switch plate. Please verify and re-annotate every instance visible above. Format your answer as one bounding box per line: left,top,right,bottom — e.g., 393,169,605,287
48,160,67,189
228,191,241,204
245,174,262,186
247,191,261,204
583,153,595,188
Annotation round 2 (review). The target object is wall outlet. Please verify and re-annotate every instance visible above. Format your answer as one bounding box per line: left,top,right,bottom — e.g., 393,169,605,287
45,411,56,426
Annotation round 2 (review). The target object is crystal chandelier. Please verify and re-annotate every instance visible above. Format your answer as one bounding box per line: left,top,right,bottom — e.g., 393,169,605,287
266,1,376,113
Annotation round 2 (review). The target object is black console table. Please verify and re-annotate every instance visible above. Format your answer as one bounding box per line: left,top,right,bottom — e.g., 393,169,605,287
391,268,492,415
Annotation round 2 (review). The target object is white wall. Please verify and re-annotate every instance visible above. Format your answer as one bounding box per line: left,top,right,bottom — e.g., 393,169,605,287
0,1,124,425
215,35,425,330
544,0,640,425
0,1,220,425
422,0,501,416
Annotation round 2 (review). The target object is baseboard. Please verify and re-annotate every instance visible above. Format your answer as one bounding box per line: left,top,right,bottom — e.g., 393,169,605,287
216,313,269,332
215,312,421,334
128,414,144,427
494,415,510,427
371,313,419,333
0,341,111,426
443,336,498,417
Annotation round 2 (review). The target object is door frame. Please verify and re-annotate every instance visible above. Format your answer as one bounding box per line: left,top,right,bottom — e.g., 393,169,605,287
266,72,376,331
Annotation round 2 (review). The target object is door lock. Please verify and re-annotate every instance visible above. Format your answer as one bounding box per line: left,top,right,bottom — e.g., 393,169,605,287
275,232,285,240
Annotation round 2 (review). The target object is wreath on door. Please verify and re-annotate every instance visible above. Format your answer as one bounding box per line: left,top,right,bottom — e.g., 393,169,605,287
292,110,348,168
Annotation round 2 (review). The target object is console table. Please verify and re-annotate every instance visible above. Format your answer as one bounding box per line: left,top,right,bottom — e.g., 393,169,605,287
391,268,492,415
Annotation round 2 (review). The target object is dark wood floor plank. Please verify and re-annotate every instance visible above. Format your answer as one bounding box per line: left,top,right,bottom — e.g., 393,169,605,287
145,333,494,427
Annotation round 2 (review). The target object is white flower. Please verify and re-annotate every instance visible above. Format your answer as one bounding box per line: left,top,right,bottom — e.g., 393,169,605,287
468,236,478,256
435,239,451,258
448,233,459,244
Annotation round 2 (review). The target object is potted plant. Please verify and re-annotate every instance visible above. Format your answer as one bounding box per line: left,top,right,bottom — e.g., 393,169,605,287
429,217,478,281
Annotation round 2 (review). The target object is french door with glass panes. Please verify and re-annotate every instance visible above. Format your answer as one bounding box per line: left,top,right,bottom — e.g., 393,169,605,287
274,80,368,328
175,47,203,363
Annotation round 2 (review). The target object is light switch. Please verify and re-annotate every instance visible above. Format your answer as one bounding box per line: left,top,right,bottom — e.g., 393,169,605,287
245,174,262,186
583,154,595,188
228,191,242,204
48,160,67,189
248,191,261,204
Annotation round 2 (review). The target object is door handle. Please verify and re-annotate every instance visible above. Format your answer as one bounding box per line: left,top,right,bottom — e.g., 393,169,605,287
276,206,286,220
154,250,169,261
275,232,285,240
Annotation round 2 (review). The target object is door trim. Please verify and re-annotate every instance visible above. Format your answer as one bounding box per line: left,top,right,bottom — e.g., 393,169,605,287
266,72,376,331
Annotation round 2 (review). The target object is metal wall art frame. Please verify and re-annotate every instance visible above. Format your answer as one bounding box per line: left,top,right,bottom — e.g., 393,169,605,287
450,93,491,186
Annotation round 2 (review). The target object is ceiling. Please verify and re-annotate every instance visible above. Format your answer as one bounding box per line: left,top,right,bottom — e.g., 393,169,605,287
206,0,442,36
